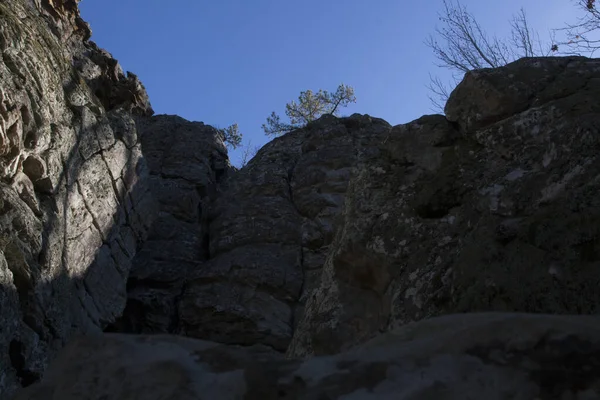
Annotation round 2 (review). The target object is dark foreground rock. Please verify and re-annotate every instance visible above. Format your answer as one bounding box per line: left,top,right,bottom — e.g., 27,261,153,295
13,313,600,400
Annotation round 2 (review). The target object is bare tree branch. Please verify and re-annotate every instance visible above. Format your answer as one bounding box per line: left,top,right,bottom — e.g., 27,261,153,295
555,0,600,56
239,140,260,168
426,74,456,113
425,1,551,111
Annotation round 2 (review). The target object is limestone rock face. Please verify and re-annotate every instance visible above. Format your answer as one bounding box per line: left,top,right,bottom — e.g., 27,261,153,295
14,313,600,400
0,0,157,397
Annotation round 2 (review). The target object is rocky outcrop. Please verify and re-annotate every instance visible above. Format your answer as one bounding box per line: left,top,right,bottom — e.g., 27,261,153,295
289,56,600,357
64,54,600,364
15,312,600,400
0,0,158,396
164,56,600,360
5,0,600,398
108,115,231,334
104,112,391,352
176,114,390,351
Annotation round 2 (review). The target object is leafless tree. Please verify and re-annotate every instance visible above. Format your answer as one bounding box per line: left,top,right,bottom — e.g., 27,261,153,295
556,0,600,55
426,74,455,115
425,1,554,112
239,140,260,168
510,8,554,57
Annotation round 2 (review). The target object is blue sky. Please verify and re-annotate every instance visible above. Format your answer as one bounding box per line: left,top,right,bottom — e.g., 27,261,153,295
79,0,580,166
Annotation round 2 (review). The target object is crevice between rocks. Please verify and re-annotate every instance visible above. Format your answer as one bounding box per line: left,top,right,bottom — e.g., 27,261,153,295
74,180,106,242
285,158,308,333
9,339,39,388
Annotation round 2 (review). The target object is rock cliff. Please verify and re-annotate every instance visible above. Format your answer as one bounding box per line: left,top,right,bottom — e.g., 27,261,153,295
290,56,600,357
109,115,230,334
0,0,154,395
3,0,600,399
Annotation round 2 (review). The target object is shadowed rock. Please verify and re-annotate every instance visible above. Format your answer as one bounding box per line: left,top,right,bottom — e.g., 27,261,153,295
289,57,600,357
14,313,600,399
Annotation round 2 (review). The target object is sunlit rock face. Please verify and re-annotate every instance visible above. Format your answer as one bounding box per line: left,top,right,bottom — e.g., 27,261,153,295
0,0,157,396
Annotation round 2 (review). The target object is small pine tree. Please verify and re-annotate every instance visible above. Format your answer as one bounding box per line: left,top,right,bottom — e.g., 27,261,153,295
217,123,242,149
262,83,356,136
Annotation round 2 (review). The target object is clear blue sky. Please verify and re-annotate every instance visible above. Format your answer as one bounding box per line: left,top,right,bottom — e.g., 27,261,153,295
79,0,578,166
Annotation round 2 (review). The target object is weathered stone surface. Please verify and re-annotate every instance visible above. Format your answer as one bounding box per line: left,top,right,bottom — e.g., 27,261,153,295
289,57,600,357
14,313,600,399
5,0,600,396
106,115,231,334
0,0,157,397
155,57,600,359
445,56,597,132
175,114,391,350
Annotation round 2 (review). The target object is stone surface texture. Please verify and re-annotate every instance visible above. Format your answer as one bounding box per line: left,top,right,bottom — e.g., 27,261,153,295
109,115,231,334
289,57,600,358
4,0,600,398
176,114,391,351
0,0,158,396
14,313,600,400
